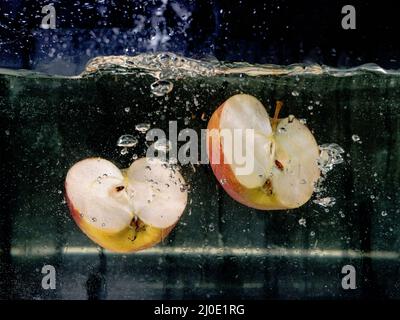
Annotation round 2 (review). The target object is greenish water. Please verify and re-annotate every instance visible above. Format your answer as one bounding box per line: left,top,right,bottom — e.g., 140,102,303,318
0,54,399,299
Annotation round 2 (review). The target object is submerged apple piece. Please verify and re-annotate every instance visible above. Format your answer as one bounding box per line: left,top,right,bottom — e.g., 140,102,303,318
65,157,187,252
207,94,320,210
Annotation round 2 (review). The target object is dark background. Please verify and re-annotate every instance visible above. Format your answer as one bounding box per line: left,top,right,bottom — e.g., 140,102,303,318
0,0,399,75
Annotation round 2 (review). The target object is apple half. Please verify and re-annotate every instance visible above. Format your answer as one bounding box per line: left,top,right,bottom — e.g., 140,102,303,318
65,157,188,252
207,94,320,210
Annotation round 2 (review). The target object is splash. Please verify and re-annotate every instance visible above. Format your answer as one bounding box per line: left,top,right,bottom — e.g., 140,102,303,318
81,52,399,80
75,52,400,97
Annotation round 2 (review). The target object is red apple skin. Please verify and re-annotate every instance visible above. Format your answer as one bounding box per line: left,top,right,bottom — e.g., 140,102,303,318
64,181,175,253
207,102,302,210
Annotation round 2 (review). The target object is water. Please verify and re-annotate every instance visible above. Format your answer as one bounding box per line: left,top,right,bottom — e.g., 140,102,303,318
0,53,400,299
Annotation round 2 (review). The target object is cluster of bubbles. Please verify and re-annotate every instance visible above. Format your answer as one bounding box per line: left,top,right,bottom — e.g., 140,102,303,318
313,143,345,210
317,143,345,176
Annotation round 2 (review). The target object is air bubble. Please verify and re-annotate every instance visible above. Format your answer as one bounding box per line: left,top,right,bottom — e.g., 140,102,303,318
313,197,336,207
154,138,172,152
298,218,307,227
299,118,307,124
117,134,138,148
352,134,361,143
135,123,151,133
150,80,174,97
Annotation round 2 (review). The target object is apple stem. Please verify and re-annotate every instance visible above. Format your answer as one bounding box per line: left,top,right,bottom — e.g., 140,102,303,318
272,100,283,131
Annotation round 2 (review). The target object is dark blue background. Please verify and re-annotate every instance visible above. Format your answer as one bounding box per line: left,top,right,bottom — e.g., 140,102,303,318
0,0,399,75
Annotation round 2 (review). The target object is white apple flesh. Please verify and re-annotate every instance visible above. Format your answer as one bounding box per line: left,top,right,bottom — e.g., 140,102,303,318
207,94,320,210
65,157,188,252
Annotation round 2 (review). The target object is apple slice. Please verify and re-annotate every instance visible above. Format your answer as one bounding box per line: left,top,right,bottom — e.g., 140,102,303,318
207,94,320,210
65,157,188,252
